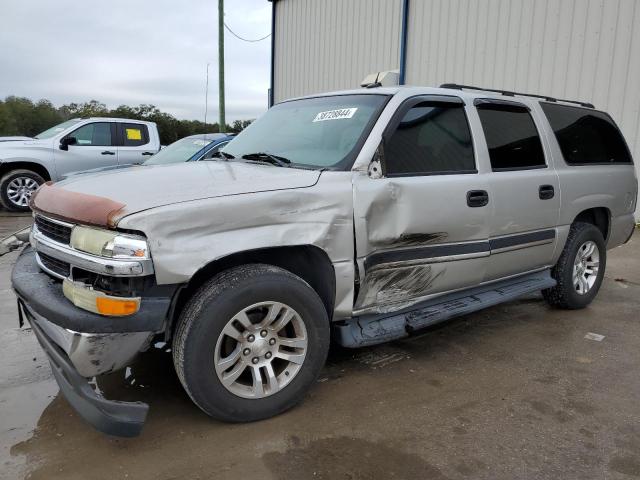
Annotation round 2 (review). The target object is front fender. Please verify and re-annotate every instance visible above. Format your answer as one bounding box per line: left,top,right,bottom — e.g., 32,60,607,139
116,173,355,285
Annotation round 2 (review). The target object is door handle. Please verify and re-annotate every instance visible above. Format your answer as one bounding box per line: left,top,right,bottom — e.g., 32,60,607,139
467,190,489,207
539,184,555,200
101,151,116,155
141,152,154,156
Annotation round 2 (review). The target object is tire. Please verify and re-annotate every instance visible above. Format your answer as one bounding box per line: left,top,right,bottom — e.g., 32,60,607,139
173,264,330,422
543,222,606,309
0,169,45,212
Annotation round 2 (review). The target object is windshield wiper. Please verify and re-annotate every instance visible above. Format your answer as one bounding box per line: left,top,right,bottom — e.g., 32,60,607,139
208,151,235,160
241,152,291,167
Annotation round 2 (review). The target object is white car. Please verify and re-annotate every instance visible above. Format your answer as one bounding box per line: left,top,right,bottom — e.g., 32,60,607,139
0,118,160,211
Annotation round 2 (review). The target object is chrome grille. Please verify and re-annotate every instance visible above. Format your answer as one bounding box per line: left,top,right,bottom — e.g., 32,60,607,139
34,215,72,244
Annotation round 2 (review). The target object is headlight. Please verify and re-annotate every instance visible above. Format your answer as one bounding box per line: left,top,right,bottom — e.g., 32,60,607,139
70,226,149,259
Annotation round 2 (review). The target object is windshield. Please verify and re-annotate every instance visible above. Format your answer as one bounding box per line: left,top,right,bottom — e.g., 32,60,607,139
35,119,83,139
222,94,388,169
144,136,214,165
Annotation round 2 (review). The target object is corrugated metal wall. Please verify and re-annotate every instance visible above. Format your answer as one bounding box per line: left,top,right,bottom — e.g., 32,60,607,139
405,0,640,189
273,0,402,102
273,0,640,207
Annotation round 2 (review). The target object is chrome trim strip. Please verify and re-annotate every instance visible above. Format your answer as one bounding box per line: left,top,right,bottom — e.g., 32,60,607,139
32,228,153,277
36,214,75,229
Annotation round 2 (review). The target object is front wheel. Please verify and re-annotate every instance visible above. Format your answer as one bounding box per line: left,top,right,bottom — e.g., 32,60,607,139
543,222,606,309
173,264,330,422
0,169,45,212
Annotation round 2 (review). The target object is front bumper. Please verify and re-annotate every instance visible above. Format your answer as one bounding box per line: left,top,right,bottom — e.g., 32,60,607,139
20,300,149,437
12,247,176,437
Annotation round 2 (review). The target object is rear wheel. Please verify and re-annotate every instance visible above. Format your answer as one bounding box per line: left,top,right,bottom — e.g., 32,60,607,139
0,169,45,212
173,264,329,422
543,222,606,309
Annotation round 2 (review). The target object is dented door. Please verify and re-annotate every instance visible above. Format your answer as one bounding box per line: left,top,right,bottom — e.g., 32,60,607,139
352,96,491,315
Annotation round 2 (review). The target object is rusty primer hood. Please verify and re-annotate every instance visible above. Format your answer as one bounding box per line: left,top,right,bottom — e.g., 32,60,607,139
31,182,125,228
38,162,321,226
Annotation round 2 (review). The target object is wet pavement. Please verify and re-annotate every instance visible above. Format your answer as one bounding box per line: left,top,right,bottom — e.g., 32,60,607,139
0,214,639,480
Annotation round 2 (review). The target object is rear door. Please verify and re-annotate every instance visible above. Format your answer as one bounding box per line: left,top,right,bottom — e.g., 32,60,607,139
116,123,155,165
55,121,118,175
353,95,491,315
474,99,561,280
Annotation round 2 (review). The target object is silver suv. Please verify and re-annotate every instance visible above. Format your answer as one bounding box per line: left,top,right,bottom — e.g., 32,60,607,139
12,84,637,436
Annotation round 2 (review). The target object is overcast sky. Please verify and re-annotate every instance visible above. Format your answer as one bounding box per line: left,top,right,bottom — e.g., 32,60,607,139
0,0,272,122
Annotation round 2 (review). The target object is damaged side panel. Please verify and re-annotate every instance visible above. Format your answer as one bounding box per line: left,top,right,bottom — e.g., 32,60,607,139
352,171,491,315
117,172,356,319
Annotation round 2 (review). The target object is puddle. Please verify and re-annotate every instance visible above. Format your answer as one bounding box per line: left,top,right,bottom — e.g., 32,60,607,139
262,436,451,480
0,327,58,479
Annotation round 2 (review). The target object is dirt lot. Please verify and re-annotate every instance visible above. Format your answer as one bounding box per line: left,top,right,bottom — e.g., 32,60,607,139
1,213,639,480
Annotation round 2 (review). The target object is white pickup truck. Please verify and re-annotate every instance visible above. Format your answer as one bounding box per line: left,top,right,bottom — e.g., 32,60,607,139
0,118,160,211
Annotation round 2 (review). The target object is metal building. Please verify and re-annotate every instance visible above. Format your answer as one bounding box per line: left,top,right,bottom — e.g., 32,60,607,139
269,0,640,204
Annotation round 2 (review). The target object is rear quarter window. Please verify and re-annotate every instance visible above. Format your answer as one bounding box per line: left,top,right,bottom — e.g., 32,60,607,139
121,123,150,147
541,103,632,165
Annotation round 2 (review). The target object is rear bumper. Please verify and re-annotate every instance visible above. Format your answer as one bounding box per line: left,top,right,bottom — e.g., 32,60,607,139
20,300,149,437
609,213,636,248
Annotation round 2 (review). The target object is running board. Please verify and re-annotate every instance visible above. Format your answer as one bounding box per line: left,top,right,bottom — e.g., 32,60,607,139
334,270,556,348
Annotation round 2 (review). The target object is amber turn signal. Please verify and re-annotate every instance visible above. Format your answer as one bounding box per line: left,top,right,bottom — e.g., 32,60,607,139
96,297,140,316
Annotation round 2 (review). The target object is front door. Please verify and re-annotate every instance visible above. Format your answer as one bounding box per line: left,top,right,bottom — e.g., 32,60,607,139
353,95,491,315
55,121,118,176
473,99,561,280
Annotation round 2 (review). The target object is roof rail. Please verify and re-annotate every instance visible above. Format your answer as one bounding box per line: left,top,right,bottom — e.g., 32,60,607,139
439,83,594,109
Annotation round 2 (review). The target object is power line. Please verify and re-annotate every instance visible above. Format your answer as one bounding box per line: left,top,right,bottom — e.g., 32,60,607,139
223,22,271,42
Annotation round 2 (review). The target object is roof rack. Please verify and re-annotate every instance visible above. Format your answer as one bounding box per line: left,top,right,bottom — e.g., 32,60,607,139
439,83,594,109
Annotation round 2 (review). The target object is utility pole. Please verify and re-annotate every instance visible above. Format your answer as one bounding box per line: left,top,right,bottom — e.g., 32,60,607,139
218,0,226,133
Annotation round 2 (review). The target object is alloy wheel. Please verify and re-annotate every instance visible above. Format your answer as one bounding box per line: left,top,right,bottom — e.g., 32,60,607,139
214,301,308,399
573,240,600,295
7,176,39,207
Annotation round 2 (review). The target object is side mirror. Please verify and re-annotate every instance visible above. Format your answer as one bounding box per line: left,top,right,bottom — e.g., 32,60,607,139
59,136,77,151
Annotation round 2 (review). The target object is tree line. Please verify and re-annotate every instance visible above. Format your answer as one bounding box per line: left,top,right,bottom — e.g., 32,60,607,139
0,96,254,145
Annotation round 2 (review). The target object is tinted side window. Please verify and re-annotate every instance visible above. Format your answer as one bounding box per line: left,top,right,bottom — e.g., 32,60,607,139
121,123,149,147
386,103,475,175
69,122,113,146
477,104,546,170
201,141,229,159
540,103,632,165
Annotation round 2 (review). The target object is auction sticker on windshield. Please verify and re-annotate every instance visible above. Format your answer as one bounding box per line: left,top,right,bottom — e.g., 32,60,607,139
313,108,358,122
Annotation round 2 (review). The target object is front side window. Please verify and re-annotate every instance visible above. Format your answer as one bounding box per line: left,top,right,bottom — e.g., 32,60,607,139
385,101,475,175
540,103,632,165
222,94,389,170
35,119,83,139
477,103,546,170
68,122,113,146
